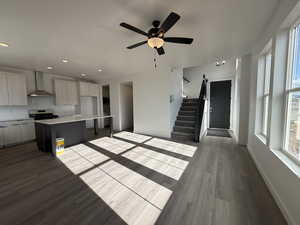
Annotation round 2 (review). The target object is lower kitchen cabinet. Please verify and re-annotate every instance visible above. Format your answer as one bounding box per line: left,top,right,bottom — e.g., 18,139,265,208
3,126,21,146
21,123,36,141
1,121,36,148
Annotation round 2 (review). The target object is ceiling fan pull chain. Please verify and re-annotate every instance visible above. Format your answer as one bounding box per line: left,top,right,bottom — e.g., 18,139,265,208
154,49,157,69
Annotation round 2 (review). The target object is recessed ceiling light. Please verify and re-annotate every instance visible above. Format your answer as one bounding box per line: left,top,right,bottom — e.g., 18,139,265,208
47,66,53,70
81,73,86,77
62,59,69,63
0,42,9,47
98,69,102,72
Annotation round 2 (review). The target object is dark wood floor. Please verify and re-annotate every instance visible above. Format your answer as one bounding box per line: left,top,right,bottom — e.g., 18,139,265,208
0,133,287,225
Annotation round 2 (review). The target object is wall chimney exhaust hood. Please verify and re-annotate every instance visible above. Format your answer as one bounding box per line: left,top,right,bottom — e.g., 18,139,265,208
28,71,53,97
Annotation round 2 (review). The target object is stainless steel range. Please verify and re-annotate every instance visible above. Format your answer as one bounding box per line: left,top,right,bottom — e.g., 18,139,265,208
29,110,59,120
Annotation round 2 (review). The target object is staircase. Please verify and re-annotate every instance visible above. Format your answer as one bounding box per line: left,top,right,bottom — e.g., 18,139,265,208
171,98,198,141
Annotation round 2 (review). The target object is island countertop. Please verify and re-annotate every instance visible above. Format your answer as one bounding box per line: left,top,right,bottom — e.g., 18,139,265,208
35,115,113,125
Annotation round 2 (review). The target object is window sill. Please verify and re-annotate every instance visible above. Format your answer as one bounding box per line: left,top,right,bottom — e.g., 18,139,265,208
256,134,267,145
270,149,300,178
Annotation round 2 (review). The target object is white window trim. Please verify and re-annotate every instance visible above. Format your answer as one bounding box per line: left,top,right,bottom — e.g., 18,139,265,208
260,52,272,138
261,94,269,137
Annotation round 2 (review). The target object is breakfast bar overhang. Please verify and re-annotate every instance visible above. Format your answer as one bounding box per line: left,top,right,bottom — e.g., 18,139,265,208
35,115,113,157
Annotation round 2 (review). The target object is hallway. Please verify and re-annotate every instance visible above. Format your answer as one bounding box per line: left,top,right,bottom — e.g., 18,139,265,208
0,132,287,225
157,135,287,225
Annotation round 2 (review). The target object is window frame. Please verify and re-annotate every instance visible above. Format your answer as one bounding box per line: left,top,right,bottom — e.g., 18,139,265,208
282,20,300,165
260,52,272,138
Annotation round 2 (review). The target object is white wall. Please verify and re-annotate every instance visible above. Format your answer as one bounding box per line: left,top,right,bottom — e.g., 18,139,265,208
169,68,183,132
120,83,133,130
232,58,241,142
183,60,236,98
238,54,251,145
100,67,181,138
247,1,300,225
134,71,171,137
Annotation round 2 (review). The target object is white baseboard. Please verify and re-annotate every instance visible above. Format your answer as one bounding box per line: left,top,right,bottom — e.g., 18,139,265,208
247,145,297,225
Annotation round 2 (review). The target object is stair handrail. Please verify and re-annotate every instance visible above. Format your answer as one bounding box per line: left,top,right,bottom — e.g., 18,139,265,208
194,75,208,142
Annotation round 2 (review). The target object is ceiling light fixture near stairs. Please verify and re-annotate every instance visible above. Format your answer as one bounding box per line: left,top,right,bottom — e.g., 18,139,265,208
216,57,226,66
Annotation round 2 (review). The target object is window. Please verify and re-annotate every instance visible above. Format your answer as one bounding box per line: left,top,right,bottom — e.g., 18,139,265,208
261,53,272,136
284,22,300,161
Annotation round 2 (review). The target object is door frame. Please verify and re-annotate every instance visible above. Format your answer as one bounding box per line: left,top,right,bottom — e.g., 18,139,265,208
207,77,235,130
99,84,111,129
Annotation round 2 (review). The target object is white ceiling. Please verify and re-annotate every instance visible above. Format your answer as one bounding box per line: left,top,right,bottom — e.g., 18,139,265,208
0,0,279,80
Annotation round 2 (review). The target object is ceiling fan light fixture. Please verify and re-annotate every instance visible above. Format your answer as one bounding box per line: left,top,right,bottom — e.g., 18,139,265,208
147,37,164,48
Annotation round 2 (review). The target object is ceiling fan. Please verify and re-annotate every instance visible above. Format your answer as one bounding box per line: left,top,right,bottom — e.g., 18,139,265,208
120,12,193,55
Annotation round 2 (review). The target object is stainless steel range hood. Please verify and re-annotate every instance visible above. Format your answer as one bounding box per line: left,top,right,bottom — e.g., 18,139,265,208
28,71,53,97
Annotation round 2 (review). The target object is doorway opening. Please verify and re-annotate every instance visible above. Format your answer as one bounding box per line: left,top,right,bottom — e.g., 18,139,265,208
209,80,231,129
120,82,133,131
102,85,111,128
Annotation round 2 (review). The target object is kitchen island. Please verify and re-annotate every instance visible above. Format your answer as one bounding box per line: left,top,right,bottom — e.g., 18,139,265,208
35,115,113,157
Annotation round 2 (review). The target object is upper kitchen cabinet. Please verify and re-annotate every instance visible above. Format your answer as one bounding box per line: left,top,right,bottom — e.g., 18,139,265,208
54,79,79,105
7,73,28,105
0,72,28,106
79,81,99,97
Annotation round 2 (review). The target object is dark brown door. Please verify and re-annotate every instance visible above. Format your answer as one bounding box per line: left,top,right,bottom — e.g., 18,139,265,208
209,80,231,129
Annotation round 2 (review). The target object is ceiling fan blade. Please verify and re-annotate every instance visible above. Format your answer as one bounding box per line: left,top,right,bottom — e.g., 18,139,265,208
164,37,193,44
120,22,148,36
160,12,180,33
126,41,147,49
156,47,165,55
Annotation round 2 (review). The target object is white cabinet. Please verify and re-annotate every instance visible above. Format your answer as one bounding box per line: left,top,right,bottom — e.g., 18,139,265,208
54,80,66,105
54,79,78,105
7,73,28,105
67,81,78,105
3,126,21,146
0,72,27,106
2,121,35,147
20,123,35,142
79,82,99,97
79,82,89,96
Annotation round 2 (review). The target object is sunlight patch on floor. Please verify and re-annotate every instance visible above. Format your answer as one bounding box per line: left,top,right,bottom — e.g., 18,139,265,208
89,137,135,154
57,134,195,225
123,150,184,180
71,144,110,164
132,146,189,170
99,160,172,210
113,131,152,143
57,148,94,175
58,141,175,225
145,138,197,157
80,167,161,225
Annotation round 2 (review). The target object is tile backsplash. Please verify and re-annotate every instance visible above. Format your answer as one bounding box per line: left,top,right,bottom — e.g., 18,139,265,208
0,96,75,121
